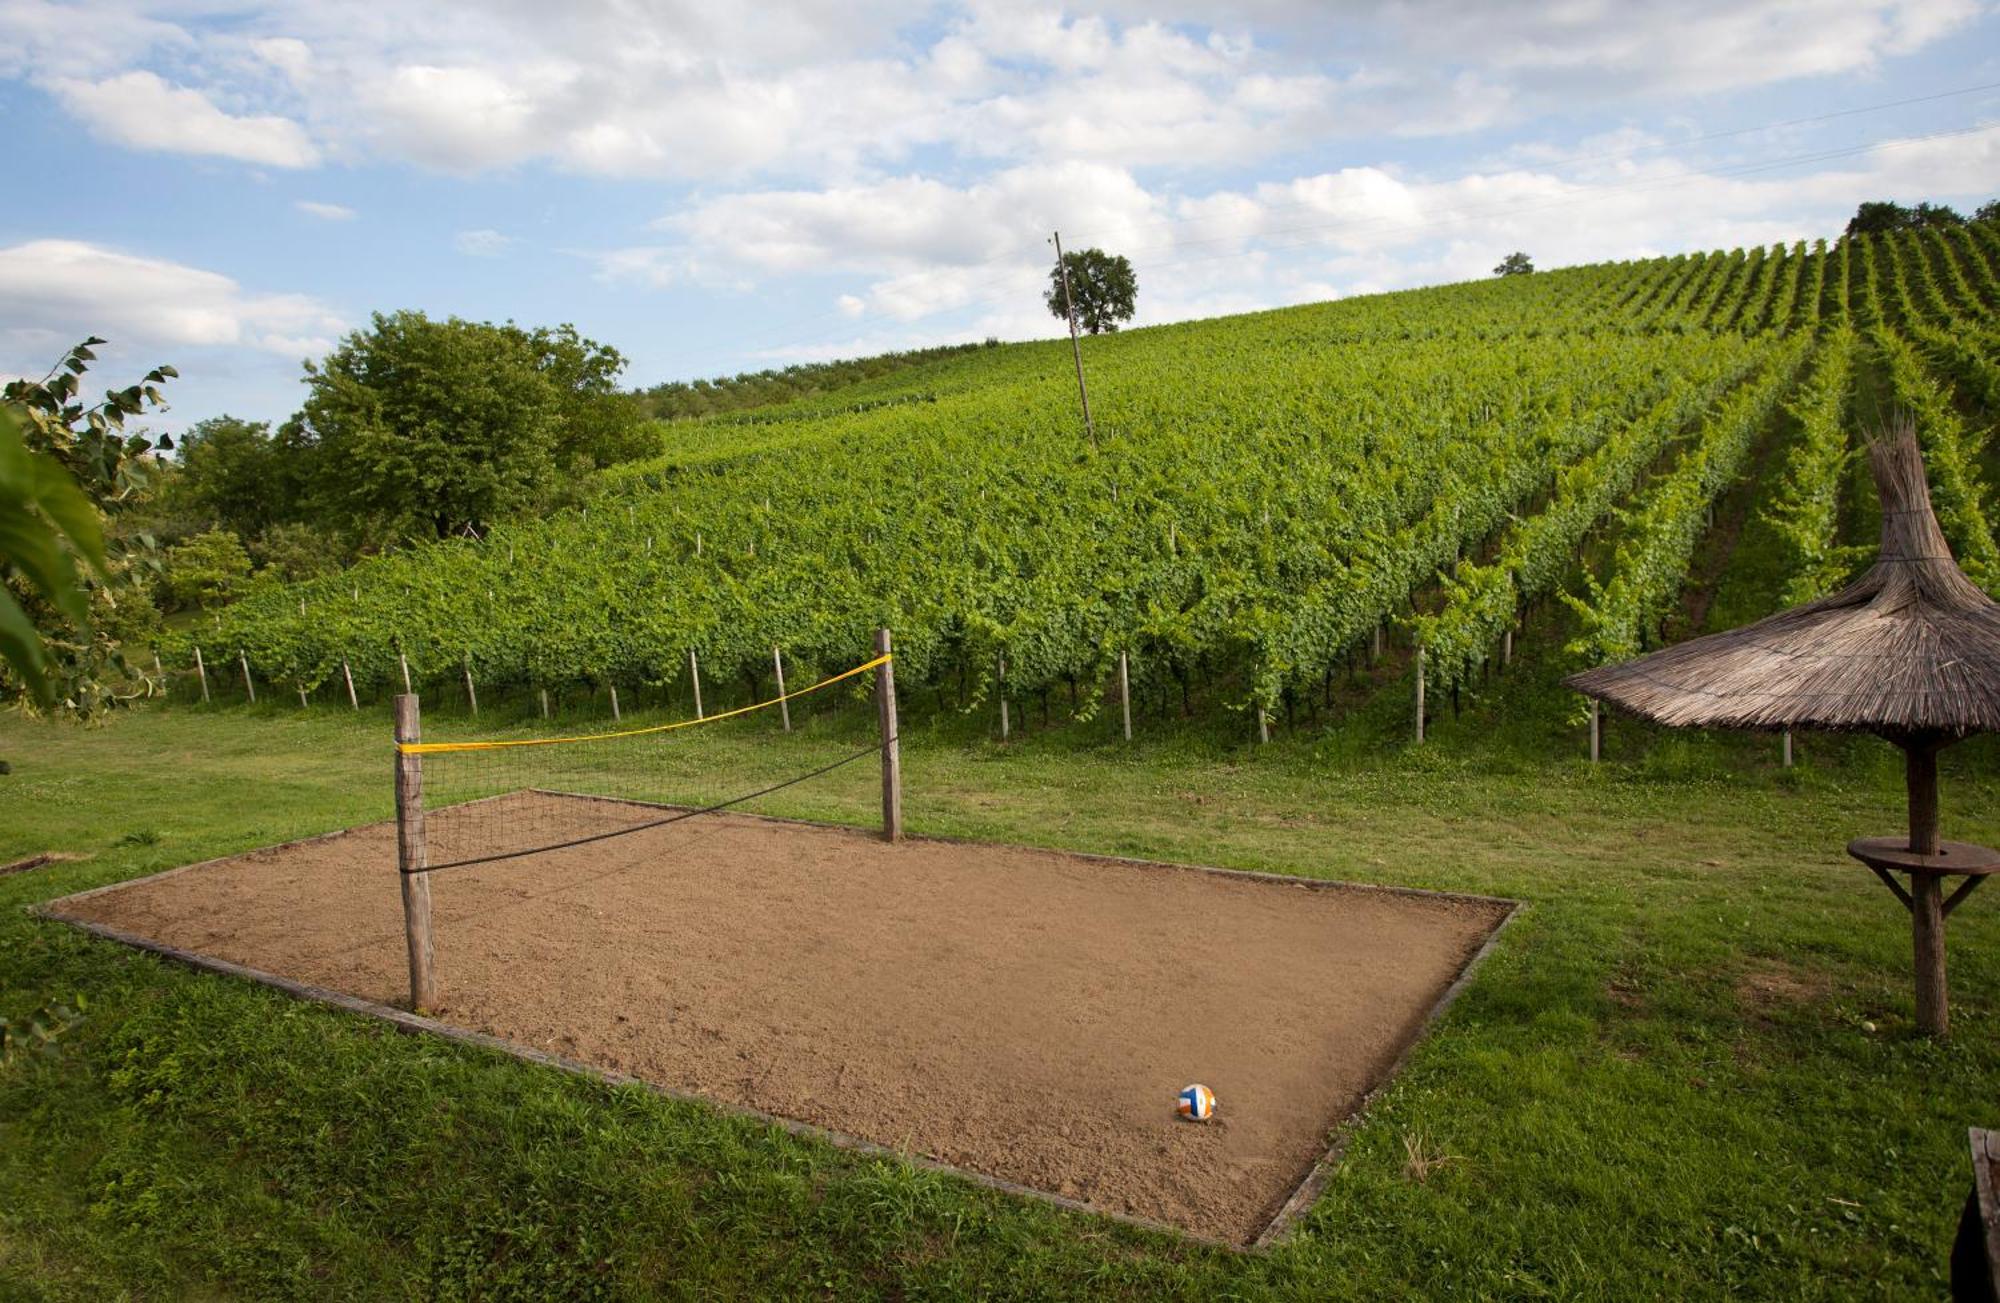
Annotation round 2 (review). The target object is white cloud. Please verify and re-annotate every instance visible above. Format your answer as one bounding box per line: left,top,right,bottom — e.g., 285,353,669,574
295,199,355,220
454,228,518,257
48,70,320,168
0,240,343,362
13,2,1977,183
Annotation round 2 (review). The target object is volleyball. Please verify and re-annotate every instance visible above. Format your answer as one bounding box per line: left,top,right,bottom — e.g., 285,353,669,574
1176,1083,1216,1122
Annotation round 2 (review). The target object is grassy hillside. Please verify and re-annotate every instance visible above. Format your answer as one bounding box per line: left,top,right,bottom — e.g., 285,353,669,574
161,227,2000,760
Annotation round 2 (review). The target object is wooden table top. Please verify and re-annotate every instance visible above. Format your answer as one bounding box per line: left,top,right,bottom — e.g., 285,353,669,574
1847,837,2000,877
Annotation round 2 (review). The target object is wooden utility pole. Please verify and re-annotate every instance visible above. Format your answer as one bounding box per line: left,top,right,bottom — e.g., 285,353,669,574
394,695,436,1011
876,628,902,842
1051,231,1096,447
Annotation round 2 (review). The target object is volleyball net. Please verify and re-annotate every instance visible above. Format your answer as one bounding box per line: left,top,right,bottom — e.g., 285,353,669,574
391,633,903,1007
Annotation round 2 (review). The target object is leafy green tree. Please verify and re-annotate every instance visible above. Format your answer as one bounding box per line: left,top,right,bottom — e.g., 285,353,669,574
297,312,650,544
170,415,316,539
161,529,253,610
1493,252,1534,276
1046,248,1137,334
522,324,657,471
1978,199,1999,224
0,406,107,706
2,339,175,714
1846,200,1965,237
299,311,563,543
250,522,343,583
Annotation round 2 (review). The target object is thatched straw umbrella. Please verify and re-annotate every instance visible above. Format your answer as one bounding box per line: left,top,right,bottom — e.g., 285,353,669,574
1568,422,1997,1036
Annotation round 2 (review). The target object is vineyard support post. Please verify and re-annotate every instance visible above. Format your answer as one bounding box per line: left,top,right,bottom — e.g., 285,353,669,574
1502,627,1513,669
1590,699,1601,763
462,658,478,716
1051,230,1096,447
297,684,308,709
1258,705,1270,745
399,650,412,694
393,695,436,1011
998,655,1010,741
194,644,209,702
689,650,704,719
1118,650,1133,742
610,684,621,722
342,659,358,710
540,688,550,719
1414,647,1425,744
876,628,902,842
773,647,791,732
239,650,255,703
1783,729,1793,767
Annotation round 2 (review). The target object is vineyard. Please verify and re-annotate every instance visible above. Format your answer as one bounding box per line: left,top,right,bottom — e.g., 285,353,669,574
174,226,2000,742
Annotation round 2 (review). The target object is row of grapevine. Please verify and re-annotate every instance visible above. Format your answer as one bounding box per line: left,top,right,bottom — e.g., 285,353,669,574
1565,333,1816,663
1872,325,2000,588
1768,326,1860,605
1409,335,1771,691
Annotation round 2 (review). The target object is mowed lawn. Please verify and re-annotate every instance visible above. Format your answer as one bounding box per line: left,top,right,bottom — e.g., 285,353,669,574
3,696,1999,1299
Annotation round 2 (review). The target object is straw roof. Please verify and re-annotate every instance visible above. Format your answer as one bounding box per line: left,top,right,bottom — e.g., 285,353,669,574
1566,423,2000,737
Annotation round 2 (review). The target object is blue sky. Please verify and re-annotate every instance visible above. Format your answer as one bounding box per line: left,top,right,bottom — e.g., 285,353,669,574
1,0,1997,432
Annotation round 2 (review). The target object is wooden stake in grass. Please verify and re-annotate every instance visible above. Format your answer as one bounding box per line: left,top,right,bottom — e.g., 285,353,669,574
689,649,704,720
998,654,1010,741
539,688,550,719
773,646,791,732
342,659,358,710
876,628,902,842
1589,699,1601,764
239,650,256,704
462,657,478,716
393,694,436,1012
1414,647,1425,744
609,684,621,722
1118,649,1133,742
1783,728,1793,767
297,684,308,709
398,649,412,694
1502,627,1513,669
193,644,210,703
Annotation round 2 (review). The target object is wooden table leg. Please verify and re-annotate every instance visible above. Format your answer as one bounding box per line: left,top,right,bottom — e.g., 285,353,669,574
1913,871,1949,1038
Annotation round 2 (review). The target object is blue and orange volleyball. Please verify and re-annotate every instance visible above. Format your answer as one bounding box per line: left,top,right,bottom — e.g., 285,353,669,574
1176,1083,1216,1122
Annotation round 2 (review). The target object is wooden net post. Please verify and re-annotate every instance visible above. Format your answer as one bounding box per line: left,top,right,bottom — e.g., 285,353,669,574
393,695,437,1011
876,628,902,842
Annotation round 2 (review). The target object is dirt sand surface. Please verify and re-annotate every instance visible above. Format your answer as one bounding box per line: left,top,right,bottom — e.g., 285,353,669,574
58,792,1510,1243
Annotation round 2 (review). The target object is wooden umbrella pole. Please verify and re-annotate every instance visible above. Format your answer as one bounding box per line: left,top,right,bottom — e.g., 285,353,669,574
1903,734,1949,1036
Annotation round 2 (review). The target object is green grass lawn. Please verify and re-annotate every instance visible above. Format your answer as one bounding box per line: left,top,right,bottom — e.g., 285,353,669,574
3,687,1998,1299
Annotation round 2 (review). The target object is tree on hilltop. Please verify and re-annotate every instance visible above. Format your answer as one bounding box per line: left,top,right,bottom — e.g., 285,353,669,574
1493,251,1534,276
1845,200,1965,237
1046,248,1137,334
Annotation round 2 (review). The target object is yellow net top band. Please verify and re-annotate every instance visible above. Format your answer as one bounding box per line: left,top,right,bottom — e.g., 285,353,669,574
397,653,890,754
